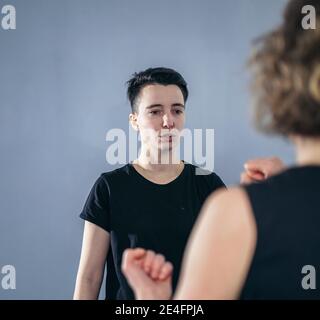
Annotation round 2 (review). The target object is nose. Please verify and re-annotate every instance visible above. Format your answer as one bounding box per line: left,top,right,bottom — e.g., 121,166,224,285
162,112,174,129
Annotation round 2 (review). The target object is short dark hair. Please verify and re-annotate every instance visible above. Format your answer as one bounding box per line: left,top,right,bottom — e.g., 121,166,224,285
126,67,188,113
249,0,320,137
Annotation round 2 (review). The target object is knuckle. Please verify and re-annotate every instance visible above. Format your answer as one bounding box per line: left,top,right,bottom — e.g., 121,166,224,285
157,254,165,261
147,250,155,256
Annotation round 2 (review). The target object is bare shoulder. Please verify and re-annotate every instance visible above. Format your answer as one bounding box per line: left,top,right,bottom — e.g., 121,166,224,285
199,186,256,234
205,186,252,213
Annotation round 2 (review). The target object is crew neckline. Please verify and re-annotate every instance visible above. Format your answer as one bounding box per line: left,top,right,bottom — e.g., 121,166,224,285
128,161,187,187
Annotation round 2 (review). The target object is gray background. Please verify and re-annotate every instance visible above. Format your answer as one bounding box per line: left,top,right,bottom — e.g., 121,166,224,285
0,0,293,299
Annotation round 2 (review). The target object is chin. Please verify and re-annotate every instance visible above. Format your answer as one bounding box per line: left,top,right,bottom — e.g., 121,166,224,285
159,143,178,154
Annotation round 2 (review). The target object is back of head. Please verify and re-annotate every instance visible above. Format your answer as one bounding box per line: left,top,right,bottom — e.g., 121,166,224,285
126,67,188,113
250,0,320,137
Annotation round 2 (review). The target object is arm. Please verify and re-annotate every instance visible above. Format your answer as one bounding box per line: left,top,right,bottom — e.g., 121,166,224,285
174,188,257,299
73,221,110,299
122,188,257,300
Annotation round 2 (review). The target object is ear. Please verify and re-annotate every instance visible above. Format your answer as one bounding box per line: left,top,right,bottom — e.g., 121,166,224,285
129,113,139,131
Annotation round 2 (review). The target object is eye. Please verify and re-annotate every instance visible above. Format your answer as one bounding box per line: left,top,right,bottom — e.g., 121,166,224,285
174,109,183,115
149,110,161,115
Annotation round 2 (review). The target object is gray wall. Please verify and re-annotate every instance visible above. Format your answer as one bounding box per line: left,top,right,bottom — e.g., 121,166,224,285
0,0,293,299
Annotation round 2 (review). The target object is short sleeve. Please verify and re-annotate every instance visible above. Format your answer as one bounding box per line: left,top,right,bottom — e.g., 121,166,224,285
211,172,227,190
79,174,111,233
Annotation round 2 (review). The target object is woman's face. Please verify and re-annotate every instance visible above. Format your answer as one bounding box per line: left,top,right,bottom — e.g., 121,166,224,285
130,84,186,155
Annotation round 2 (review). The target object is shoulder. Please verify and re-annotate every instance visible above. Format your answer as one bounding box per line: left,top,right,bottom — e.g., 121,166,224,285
88,164,132,195
243,166,299,201
201,187,256,234
205,187,249,208
100,164,131,182
185,162,226,188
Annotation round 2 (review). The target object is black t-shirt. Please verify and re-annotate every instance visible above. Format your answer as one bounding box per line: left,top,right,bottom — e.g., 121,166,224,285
79,162,225,299
241,166,320,299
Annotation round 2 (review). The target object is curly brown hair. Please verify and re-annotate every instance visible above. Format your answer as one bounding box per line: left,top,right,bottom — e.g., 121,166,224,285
249,0,320,137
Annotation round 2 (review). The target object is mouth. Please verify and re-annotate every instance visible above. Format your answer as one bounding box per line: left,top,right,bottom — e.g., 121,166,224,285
159,135,176,139
158,135,176,144
158,130,179,143
159,132,178,138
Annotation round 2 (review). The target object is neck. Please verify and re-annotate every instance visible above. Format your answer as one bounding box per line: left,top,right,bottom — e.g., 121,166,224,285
294,136,320,166
135,145,182,172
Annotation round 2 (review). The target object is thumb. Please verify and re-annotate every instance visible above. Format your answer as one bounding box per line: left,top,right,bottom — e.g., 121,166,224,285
244,160,262,172
246,169,265,180
244,160,267,178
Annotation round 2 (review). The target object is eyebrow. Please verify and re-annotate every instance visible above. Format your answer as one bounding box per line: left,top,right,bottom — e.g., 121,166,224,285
146,103,185,109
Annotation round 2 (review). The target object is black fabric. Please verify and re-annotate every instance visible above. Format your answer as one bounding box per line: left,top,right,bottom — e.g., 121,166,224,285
241,165,320,299
80,162,225,299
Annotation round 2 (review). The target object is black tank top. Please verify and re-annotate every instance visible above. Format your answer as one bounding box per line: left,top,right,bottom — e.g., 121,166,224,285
240,165,320,299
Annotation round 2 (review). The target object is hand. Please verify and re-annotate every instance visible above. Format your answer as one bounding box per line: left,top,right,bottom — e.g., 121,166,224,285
121,248,173,300
241,157,285,184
